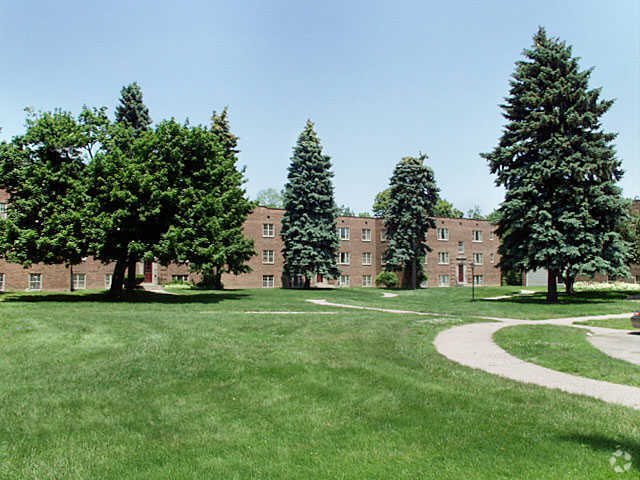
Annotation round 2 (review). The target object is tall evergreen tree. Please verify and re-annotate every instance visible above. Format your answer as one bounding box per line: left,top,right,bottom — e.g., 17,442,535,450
383,154,439,289
0,109,91,291
114,82,153,291
281,120,340,288
482,27,630,302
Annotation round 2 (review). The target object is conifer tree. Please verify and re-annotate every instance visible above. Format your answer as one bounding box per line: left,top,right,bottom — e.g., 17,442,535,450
114,82,152,291
383,154,439,289
281,120,339,288
482,27,629,302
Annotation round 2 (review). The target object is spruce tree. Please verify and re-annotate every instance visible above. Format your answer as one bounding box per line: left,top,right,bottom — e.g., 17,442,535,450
482,27,630,302
383,154,439,289
281,120,340,288
114,82,152,291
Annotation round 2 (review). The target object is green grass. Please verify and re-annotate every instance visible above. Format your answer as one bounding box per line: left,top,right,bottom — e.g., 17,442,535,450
253,285,638,320
494,324,640,387
0,288,638,478
575,317,638,330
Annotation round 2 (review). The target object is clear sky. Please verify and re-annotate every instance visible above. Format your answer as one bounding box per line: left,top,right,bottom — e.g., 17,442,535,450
1,1,638,215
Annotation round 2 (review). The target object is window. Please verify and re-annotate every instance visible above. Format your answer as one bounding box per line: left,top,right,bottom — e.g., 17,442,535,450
636,275,640,284
338,252,351,265
458,241,464,253
473,275,484,286
438,275,450,287
361,229,371,241
362,274,372,287
380,230,387,241
437,228,449,241
362,252,372,265
105,274,112,289
0,273,5,291
262,223,274,238
290,275,304,288
262,250,275,264
339,275,350,287
490,231,494,241
438,252,449,265
0,203,7,219
171,274,189,283
29,273,42,290
424,253,428,265
338,227,350,241
262,275,275,288
490,253,495,264
473,253,483,265
473,230,483,242
72,273,86,290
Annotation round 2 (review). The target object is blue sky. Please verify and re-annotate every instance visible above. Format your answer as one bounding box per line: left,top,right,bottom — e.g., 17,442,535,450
1,1,638,215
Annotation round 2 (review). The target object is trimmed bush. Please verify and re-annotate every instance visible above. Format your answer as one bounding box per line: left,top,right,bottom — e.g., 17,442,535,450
375,271,399,289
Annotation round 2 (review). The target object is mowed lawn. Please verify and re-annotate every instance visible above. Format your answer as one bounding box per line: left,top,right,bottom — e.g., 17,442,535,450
0,287,638,479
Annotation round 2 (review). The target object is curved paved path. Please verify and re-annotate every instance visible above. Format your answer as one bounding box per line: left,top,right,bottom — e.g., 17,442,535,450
308,299,640,409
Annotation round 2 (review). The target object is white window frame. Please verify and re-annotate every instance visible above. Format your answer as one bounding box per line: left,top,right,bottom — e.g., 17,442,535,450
105,274,112,289
29,273,42,290
380,230,387,242
361,229,371,242
458,241,464,253
0,273,5,291
438,252,449,265
0,203,7,219
490,231,494,241
424,253,428,265
262,250,275,264
72,273,86,290
474,253,483,265
473,274,484,286
262,275,275,288
437,228,449,241
381,254,386,266
473,230,483,242
262,223,275,238
362,252,372,265
338,252,351,265
490,253,495,264
339,275,350,287
338,227,350,241
438,275,450,287
362,274,372,287
171,274,189,283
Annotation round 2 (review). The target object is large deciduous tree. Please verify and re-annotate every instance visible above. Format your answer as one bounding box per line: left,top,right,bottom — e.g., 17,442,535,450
383,154,439,290
281,120,340,288
482,27,630,303
433,198,464,218
0,109,91,290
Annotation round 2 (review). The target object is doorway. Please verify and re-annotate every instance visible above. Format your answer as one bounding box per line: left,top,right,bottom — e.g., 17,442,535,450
144,262,153,283
458,264,465,284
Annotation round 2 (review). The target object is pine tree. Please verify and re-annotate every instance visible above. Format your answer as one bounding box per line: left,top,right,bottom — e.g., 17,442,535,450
383,154,439,289
281,120,340,288
114,82,152,291
482,27,630,303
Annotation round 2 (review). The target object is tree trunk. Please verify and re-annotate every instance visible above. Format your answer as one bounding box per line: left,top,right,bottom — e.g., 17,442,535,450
410,257,417,290
303,276,310,289
69,264,74,292
126,256,137,292
565,273,575,296
109,259,127,297
212,270,223,290
547,268,559,303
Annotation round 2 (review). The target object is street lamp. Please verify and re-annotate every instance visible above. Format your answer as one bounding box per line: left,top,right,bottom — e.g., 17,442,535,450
468,259,476,302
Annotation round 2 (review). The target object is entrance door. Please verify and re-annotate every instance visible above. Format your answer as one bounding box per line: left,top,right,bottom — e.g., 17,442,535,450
458,264,464,283
317,274,323,283
144,262,153,283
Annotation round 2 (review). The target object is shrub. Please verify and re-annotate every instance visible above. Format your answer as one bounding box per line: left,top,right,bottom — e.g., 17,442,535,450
375,271,399,288
135,274,145,286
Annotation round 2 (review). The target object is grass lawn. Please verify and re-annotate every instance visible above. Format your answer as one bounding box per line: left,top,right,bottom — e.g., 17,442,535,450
494,324,640,387
0,288,638,478
575,317,638,330
284,285,639,320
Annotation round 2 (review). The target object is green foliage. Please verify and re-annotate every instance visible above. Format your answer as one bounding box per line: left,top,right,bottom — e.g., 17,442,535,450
482,27,630,302
0,109,91,278
114,82,151,132
281,120,340,285
135,274,145,285
372,188,391,218
336,204,355,217
357,211,372,217
375,271,399,288
466,205,485,220
383,154,439,289
433,198,464,218
255,188,284,208
619,199,640,265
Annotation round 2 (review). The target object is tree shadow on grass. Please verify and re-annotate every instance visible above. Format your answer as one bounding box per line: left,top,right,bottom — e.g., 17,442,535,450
0,289,250,304
480,290,632,306
559,433,639,474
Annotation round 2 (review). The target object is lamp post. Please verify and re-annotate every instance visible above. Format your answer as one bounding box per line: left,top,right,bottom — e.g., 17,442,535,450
469,259,476,302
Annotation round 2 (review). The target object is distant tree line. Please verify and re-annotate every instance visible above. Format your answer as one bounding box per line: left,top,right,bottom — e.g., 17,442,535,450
0,83,254,297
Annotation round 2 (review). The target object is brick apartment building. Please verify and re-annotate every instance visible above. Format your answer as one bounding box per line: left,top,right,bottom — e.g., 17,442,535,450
0,191,501,290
